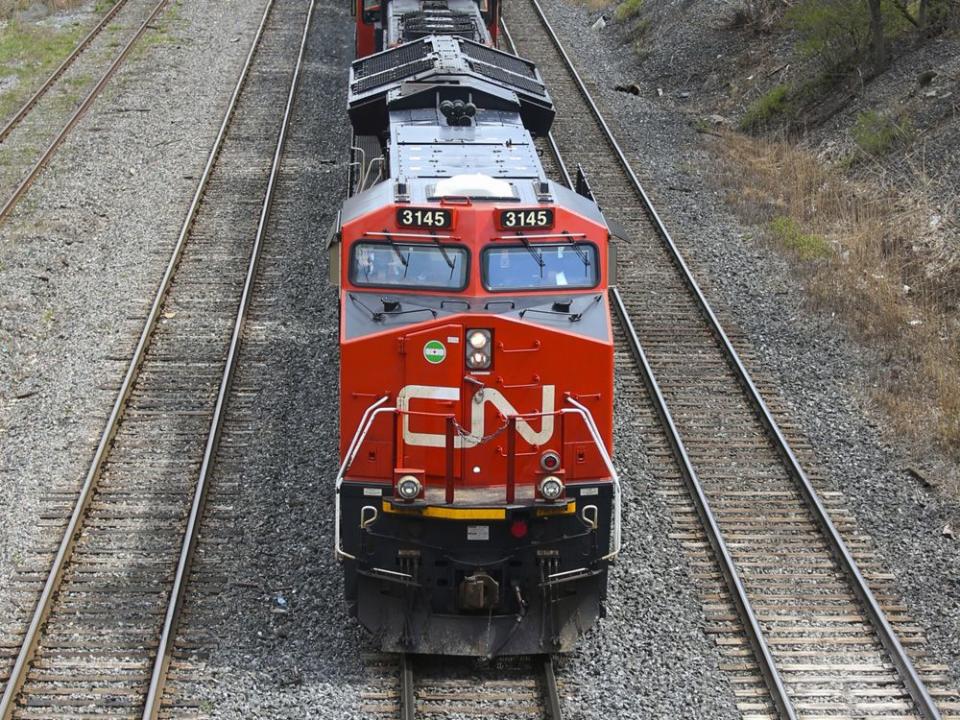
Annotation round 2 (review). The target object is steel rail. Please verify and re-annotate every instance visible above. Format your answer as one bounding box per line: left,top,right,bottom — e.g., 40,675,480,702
0,0,171,224
400,654,416,720
139,1,317,715
0,0,132,144
539,655,563,720
522,0,942,716
0,2,278,715
498,19,573,190
610,287,797,720
507,16,791,712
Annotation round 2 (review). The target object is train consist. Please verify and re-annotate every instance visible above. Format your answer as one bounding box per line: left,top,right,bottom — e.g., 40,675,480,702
329,0,621,656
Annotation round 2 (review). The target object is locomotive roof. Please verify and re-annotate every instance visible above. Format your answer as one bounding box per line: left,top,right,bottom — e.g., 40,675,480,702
390,110,542,182
348,36,554,137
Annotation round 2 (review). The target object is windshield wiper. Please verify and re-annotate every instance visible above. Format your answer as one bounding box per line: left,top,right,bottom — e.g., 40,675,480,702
562,231,591,267
518,234,544,270
518,294,602,323
430,234,456,271
382,230,408,267
349,293,437,323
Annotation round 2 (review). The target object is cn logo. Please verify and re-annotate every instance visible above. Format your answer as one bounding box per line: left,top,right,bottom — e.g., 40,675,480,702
397,384,556,448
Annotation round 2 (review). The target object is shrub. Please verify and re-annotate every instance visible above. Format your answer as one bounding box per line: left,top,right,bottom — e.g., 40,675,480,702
767,215,831,259
786,0,911,70
740,84,791,132
852,110,912,155
614,0,644,21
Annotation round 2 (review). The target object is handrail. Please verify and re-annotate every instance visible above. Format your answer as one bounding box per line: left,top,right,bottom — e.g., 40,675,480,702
334,398,622,561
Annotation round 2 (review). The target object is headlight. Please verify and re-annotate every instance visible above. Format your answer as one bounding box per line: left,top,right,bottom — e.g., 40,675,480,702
539,475,564,501
465,329,491,369
467,351,489,369
468,330,489,349
396,475,422,501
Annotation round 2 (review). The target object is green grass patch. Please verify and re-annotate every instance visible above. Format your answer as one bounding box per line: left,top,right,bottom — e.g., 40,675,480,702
0,19,85,120
852,110,912,156
767,215,831,259
740,84,791,132
615,0,644,21
131,0,185,56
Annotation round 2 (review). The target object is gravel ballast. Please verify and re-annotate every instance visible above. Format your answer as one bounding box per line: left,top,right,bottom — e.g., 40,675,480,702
0,0,271,626
538,0,960,691
3,0,955,715
162,3,739,718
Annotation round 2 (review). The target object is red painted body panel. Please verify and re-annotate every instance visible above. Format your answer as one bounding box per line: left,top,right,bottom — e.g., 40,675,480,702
339,201,614,499
355,0,376,58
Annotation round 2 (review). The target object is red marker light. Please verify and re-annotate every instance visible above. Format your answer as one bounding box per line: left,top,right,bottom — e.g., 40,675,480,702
510,519,529,539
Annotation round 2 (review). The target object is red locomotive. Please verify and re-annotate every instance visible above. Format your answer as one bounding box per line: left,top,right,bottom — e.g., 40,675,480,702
330,9,621,656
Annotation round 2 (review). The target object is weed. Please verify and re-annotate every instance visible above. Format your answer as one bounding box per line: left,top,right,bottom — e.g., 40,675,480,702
615,0,643,21
132,0,184,56
767,215,831,259
712,130,960,470
740,84,791,132
852,110,912,156
0,18,84,121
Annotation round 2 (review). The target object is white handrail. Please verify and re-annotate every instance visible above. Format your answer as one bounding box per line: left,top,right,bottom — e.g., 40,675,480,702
564,397,622,560
334,397,623,561
335,396,389,561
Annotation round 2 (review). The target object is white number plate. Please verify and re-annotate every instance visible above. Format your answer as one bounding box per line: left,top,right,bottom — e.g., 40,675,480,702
498,208,555,229
397,207,453,229
466,525,489,541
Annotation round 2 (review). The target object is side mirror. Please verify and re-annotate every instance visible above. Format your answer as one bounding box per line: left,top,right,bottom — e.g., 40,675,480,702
326,212,341,287
606,218,631,289
329,245,341,287
607,241,617,287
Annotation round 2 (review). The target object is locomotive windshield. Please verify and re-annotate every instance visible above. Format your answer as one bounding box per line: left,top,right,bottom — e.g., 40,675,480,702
482,243,598,291
351,241,468,290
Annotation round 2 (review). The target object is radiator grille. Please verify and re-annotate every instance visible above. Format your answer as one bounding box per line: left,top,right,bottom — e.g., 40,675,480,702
402,12,480,41
461,42,538,80
353,41,431,80
469,61,546,96
352,57,435,94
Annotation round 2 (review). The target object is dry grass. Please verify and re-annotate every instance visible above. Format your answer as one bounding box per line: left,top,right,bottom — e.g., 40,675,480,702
713,132,960,484
0,1,86,18
574,0,611,11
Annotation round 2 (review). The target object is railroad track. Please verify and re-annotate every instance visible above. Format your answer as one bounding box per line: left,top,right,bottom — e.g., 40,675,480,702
0,1,316,717
0,0,172,223
503,2,960,718
360,653,563,719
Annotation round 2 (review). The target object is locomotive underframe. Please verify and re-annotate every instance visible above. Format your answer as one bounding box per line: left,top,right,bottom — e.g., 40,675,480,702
340,480,613,656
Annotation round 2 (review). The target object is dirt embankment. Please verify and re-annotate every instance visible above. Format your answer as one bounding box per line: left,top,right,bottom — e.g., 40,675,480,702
603,0,960,490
